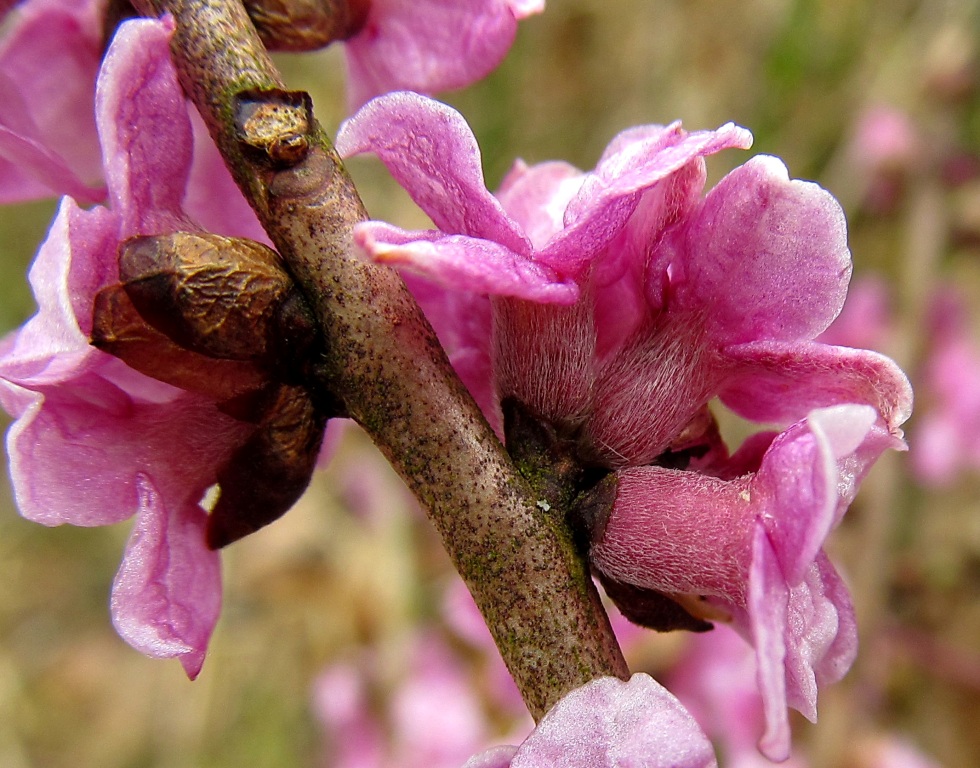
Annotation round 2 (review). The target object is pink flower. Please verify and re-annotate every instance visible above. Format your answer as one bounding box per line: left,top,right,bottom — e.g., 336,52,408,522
0,18,268,677
337,92,912,761
343,0,544,110
0,0,105,203
462,674,718,768
586,405,898,761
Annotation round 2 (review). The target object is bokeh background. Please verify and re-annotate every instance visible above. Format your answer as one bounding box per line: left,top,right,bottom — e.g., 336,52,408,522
2,0,980,766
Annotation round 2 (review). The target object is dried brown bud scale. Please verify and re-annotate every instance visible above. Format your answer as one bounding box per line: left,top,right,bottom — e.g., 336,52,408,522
119,233,302,365
206,383,326,548
91,284,268,401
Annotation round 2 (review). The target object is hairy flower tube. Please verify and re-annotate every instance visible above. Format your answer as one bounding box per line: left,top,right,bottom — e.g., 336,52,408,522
0,18,324,676
337,91,913,760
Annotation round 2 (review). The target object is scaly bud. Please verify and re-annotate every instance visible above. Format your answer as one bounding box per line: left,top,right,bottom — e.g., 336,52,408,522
118,233,316,372
242,0,370,52
91,283,269,402
207,383,327,548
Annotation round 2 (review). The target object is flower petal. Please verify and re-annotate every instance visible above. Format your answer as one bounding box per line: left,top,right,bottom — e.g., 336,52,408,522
403,273,500,434
354,221,577,302
535,123,753,277
496,159,585,249
504,674,717,768
96,16,193,236
679,155,851,345
753,404,877,585
342,0,540,110
337,92,530,254
719,340,913,435
746,524,792,763
110,474,221,679
781,554,857,721
0,199,115,385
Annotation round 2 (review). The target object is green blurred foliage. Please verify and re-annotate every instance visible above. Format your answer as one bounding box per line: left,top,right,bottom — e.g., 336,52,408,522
2,1,980,767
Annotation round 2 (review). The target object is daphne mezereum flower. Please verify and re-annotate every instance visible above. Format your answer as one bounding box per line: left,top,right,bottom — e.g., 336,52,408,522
0,18,306,677
342,0,544,110
336,92,913,761
0,0,542,203
0,0,105,203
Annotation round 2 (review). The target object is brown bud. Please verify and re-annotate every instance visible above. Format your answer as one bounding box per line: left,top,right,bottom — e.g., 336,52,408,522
91,284,268,402
235,89,313,167
243,0,370,52
118,233,312,367
597,574,714,634
206,383,326,548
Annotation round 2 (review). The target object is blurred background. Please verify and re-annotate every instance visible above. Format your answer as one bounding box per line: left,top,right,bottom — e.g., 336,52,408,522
2,0,980,766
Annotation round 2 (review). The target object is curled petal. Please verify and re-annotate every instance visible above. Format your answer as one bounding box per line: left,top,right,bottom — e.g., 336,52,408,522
720,340,913,436
111,475,221,679
0,199,115,385
337,92,529,254
782,554,857,721
754,404,877,584
354,221,578,302
680,155,851,345
746,525,791,762
537,123,753,277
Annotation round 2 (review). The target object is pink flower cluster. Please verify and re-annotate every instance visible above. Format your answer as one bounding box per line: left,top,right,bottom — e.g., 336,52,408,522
337,91,912,761
0,0,540,677
0,18,265,678
0,0,543,205
0,2,918,765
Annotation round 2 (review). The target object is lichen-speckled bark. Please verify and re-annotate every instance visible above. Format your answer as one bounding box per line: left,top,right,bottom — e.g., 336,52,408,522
131,0,628,718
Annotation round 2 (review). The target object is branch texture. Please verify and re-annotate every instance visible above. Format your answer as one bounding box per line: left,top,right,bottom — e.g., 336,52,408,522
131,0,628,718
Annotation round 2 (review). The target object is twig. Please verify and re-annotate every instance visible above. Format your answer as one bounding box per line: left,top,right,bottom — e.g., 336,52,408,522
129,0,628,718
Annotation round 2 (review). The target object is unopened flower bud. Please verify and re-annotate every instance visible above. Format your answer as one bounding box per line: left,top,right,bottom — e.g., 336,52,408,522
243,0,370,52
